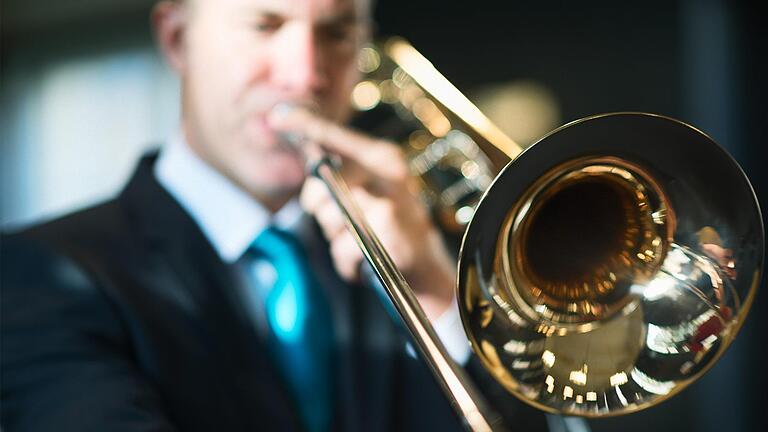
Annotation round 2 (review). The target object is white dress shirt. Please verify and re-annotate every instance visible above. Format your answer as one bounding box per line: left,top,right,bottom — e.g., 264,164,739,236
154,132,471,364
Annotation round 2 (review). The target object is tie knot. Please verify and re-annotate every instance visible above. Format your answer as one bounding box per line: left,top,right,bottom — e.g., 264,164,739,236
247,227,312,303
250,226,302,261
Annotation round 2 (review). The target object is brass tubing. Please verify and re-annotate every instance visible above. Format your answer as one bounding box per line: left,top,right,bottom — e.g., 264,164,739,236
310,155,505,432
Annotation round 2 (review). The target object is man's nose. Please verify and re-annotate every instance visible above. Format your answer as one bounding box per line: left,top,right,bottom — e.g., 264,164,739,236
272,28,327,96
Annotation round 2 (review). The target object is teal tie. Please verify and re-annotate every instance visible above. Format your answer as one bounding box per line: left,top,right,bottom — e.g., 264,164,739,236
248,227,336,431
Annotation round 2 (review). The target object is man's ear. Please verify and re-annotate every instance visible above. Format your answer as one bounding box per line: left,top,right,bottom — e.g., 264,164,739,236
152,1,188,74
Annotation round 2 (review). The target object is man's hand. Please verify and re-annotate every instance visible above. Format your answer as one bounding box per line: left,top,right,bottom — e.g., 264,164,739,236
268,107,455,321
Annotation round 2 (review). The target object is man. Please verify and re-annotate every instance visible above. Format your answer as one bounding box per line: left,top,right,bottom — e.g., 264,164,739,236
1,0,550,430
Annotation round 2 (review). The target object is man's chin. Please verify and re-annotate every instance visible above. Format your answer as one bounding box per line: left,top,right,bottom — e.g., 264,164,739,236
268,170,306,193
255,181,304,211
268,154,307,183
241,166,306,206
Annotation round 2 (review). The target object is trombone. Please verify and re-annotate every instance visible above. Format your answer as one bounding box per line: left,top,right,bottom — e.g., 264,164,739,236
297,39,764,431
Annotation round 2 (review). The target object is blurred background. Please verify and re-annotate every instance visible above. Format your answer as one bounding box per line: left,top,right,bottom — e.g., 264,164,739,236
2,0,766,430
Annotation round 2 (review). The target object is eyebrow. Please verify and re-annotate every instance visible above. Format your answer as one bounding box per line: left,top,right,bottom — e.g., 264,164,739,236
319,10,362,26
245,6,363,26
255,12,285,22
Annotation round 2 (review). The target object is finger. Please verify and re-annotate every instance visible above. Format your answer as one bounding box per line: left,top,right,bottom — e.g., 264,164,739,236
303,181,380,242
301,156,400,220
314,198,348,241
299,177,330,214
301,177,361,242
268,105,409,182
330,232,364,281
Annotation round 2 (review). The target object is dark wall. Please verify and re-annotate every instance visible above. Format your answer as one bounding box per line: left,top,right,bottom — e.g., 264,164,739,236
374,0,683,121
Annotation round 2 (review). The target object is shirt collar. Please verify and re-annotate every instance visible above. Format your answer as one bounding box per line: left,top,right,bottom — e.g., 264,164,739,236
154,131,303,263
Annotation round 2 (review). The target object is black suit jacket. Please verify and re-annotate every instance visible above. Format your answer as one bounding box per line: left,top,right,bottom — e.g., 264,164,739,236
1,154,548,431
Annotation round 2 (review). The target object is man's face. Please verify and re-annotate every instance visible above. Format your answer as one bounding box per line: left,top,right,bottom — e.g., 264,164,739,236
179,0,367,207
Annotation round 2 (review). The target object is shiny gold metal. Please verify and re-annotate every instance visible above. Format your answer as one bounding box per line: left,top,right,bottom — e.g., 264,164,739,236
330,38,762,429
354,38,520,233
299,138,505,432
459,112,763,418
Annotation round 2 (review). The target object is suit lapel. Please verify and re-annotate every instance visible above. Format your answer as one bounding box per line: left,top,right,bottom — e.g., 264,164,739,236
119,154,299,430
